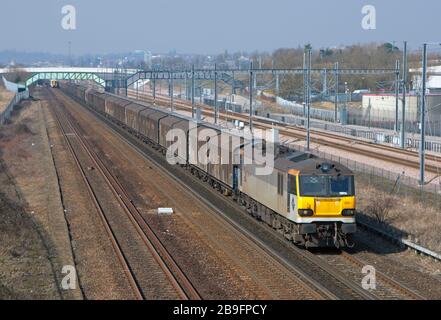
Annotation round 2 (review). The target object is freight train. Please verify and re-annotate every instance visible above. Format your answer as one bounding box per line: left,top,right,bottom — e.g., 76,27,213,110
60,83,356,248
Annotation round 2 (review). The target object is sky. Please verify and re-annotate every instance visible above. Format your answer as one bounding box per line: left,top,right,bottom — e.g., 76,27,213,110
0,0,440,55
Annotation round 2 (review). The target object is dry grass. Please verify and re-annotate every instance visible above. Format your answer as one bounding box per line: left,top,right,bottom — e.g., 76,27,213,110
0,102,62,299
0,161,59,299
311,101,335,110
357,181,441,253
311,101,362,111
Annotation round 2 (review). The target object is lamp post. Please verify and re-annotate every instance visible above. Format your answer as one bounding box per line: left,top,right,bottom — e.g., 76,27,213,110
214,63,218,124
394,59,400,132
400,41,407,149
418,43,441,186
152,71,156,105
303,52,307,117
420,44,428,186
170,71,174,112
334,62,339,122
306,48,312,151
249,61,254,132
191,65,195,118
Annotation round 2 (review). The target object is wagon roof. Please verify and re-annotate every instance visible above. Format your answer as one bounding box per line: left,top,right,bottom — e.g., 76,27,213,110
198,122,222,133
139,108,157,116
173,118,192,131
148,110,169,121
160,115,184,126
106,96,132,106
126,103,149,113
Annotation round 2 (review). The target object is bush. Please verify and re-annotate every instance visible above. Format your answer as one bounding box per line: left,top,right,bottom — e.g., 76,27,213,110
365,192,395,223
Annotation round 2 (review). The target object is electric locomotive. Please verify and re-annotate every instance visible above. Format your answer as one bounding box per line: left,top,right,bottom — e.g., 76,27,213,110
240,149,356,248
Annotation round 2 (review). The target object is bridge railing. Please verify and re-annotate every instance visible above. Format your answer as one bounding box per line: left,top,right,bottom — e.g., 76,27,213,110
0,90,30,125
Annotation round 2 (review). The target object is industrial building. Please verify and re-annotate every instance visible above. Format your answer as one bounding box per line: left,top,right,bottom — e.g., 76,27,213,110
362,93,441,124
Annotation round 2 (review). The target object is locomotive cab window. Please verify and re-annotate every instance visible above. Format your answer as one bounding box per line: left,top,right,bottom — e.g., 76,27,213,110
287,174,297,211
299,175,327,197
330,175,354,196
299,175,354,197
287,174,297,195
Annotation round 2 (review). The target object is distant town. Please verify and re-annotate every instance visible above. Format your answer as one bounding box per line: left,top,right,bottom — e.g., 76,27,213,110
0,48,258,71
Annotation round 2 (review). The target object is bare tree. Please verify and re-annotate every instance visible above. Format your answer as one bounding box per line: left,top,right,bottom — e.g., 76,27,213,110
365,192,395,223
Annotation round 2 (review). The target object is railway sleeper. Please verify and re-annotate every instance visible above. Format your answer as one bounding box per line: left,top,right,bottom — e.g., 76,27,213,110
71,94,343,249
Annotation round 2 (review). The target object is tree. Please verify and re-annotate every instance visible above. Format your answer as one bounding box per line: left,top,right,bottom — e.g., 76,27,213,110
382,42,399,53
319,48,334,60
271,42,404,98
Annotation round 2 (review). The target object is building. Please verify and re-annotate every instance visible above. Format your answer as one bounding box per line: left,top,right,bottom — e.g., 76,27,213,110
411,65,441,93
238,56,251,70
129,50,152,68
361,93,441,123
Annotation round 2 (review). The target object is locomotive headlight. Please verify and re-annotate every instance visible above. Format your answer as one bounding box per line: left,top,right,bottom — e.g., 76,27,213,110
298,209,313,217
342,209,356,216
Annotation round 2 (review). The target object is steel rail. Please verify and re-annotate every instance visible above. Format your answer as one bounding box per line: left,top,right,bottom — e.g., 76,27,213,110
340,251,426,300
69,90,382,300
50,89,201,300
49,92,145,300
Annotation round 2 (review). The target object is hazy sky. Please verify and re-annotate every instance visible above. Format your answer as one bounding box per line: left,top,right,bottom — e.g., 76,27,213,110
1,0,439,55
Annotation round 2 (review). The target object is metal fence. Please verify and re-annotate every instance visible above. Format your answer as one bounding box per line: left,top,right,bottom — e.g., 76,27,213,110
261,111,441,154
203,97,243,113
262,93,441,137
346,108,441,136
291,143,441,206
0,90,30,125
261,102,336,122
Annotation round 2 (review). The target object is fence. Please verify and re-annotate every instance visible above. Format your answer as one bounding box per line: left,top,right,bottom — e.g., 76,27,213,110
264,92,441,138
261,106,332,121
203,97,243,113
2,75,26,92
290,143,441,207
261,110,441,154
0,90,30,125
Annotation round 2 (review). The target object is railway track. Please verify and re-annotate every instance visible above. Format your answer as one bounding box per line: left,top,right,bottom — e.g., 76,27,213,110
61,88,416,300
48,89,201,300
339,251,425,300
56,89,336,300
129,91,441,175
258,218,427,300
315,250,425,300
129,92,441,264
50,94,144,300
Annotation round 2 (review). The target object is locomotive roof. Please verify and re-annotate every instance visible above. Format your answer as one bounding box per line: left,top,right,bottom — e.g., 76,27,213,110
275,151,353,175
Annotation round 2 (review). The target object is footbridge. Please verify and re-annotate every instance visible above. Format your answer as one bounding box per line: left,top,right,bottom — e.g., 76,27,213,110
0,66,400,97
0,67,138,91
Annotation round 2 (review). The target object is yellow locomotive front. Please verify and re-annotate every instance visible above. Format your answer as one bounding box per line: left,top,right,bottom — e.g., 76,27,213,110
240,151,356,248
288,162,356,247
